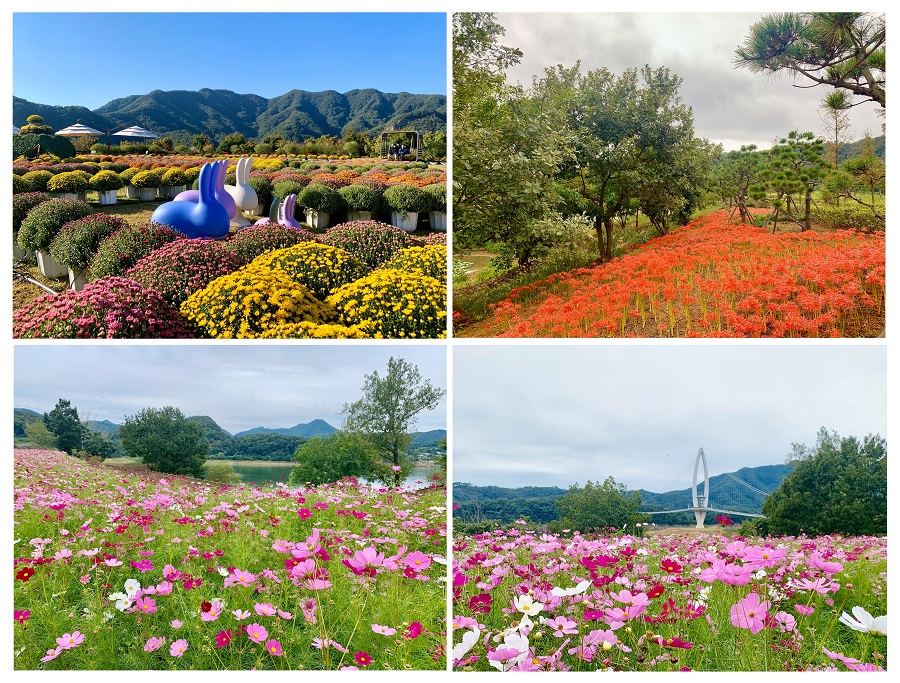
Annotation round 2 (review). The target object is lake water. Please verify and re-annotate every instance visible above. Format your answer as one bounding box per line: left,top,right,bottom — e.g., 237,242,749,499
226,461,440,489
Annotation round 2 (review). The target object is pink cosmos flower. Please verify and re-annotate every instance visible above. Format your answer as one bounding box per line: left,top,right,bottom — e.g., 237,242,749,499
79,574,91,584
40,647,63,663
134,597,157,614
265,639,283,656
169,639,188,657
355,651,373,666
742,546,787,570
232,609,251,621
200,600,222,622
246,623,269,644
544,616,579,637
774,611,797,633
214,630,234,649
171,620,183,629
403,551,432,571
372,623,397,636
144,636,166,652
224,569,256,588
795,604,815,616
716,562,752,586
810,552,843,575
730,592,770,634
254,603,277,617
56,631,85,649
277,609,293,620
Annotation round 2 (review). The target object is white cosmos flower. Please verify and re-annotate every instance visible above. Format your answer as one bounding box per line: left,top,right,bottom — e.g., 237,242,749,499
513,594,544,617
452,628,480,661
551,580,592,597
124,579,141,597
839,606,886,636
108,591,127,602
488,633,530,671
115,598,133,612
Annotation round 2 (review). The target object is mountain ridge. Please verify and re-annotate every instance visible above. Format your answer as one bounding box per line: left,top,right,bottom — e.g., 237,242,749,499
13,86,446,144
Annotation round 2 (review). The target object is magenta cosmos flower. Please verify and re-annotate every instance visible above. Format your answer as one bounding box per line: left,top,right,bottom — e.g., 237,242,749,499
730,592,770,634
355,651,373,666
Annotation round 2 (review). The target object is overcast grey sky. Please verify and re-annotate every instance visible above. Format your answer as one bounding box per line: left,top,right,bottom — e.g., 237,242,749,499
452,344,886,493
14,345,446,435
498,12,884,151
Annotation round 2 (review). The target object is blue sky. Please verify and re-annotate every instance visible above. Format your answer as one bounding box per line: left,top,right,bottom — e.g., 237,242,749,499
13,12,447,109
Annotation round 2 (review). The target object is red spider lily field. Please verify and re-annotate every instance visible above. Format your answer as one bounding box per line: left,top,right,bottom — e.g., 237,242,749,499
457,211,885,338
13,449,447,670
451,525,887,671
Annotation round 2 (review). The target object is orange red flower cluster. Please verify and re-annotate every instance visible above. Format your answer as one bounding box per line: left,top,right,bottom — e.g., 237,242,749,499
483,211,884,338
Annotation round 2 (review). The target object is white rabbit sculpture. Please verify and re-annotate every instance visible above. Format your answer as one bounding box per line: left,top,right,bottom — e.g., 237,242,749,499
224,157,258,227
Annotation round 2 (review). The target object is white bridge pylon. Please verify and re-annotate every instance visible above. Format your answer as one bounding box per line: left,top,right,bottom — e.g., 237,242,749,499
643,447,766,529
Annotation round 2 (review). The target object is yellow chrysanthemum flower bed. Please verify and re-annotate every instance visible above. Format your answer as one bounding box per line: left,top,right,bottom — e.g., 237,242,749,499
249,321,373,339
251,243,369,300
383,245,447,284
180,263,334,339
326,269,447,339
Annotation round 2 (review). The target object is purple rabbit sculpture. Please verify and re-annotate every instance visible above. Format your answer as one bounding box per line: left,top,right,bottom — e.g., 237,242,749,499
254,194,302,229
150,162,231,239
173,159,237,218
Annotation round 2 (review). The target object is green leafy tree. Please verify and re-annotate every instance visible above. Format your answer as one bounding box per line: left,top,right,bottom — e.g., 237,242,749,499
217,132,253,154
81,429,118,460
43,399,85,454
118,406,207,477
342,357,446,486
288,432,378,486
25,420,56,448
204,462,242,485
711,145,766,224
551,476,647,534
763,428,886,536
819,90,854,169
735,13,885,108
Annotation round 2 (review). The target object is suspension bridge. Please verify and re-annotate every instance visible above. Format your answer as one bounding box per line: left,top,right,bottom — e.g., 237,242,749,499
637,448,773,528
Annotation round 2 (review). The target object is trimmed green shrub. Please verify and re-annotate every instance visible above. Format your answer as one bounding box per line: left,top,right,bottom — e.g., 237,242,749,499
13,133,76,160
423,182,447,212
248,176,273,209
119,167,140,186
320,220,413,270
47,171,89,194
17,198,93,251
182,166,202,187
90,222,182,277
161,167,187,187
130,169,163,189
383,183,429,214
338,184,380,212
88,170,123,192
21,170,54,192
13,191,51,233
13,174,28,194
298,184,344,213
272,177,309,202
49,213,129,270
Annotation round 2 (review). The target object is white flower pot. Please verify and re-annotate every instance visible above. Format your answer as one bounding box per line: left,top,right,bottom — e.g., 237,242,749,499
35,251,68,279
168,185,186,198
57,192,79,200
13,236,27,261
97,190,118,205
68,267,88,292
125,186,139,199
390,211,419,233
138,187,157,201
429,211,447,232
348,211,373,222
305,210,330,229
157,186,172,198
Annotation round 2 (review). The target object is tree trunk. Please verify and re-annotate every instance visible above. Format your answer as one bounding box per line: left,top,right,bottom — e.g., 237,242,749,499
594,215,606,261
603,217,614,261
804,190,812,231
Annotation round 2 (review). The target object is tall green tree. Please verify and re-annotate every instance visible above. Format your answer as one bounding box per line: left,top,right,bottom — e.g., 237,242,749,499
342,357,445,486
711,145,766,224
763,428,886,536
551,476,647,534
735,13,885,108
118,406,207,477
43,398,84,454
25,420,56,448
534,63,715,258
453,13,565,266
288,432,378,486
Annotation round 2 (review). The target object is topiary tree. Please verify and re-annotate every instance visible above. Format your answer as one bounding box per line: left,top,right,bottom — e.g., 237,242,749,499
119,406,207,477
13,133,76,160
762,428,886,536
19,114,54,135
